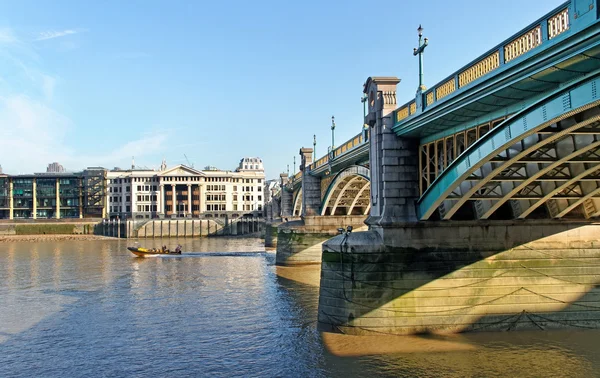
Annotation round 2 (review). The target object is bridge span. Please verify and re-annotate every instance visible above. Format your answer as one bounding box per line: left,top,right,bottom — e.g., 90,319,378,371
267,0,600,334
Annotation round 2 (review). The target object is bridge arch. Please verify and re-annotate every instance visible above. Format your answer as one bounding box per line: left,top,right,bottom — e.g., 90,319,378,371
419,74,600,221
292,188,302,217
321,165,370,216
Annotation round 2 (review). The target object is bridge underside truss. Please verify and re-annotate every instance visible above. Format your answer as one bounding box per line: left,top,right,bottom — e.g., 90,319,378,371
321,166,370,216
293,189,302,217
419,75,600,221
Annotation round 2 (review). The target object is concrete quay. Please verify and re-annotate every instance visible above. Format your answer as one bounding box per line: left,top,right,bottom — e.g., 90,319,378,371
318,221,600,335
130,218,264,238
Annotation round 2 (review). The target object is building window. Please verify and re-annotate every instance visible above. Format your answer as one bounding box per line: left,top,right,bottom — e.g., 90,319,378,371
126,196,130,202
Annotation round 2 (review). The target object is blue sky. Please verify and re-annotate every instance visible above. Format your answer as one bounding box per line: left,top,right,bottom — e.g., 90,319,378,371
0,0,566,178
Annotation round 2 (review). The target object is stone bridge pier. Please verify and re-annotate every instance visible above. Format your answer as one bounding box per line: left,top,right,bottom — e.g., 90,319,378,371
318,70,600,334
276,147,367,265
264,173,292,249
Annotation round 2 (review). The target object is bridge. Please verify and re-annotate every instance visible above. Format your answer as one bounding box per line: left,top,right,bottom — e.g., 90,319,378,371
268,0,600,334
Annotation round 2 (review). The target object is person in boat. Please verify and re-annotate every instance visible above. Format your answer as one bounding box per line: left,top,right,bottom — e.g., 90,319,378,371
162,245,167,253
174,245,182,254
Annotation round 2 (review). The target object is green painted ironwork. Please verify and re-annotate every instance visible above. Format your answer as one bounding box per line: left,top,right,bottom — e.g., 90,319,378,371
419,72,600,219
393,0,600,139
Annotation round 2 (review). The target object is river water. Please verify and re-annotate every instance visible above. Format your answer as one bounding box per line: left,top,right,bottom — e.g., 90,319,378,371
1,237,599,377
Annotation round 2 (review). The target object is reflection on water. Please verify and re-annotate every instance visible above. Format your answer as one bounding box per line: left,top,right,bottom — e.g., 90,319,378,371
0,237,599,377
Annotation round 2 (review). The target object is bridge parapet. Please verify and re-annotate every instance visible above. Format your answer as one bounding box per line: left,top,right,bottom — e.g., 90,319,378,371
394,0,597,135
309,129,370,177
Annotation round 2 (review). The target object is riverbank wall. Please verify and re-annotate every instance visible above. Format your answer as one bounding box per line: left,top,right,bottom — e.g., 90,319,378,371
0,217,264,239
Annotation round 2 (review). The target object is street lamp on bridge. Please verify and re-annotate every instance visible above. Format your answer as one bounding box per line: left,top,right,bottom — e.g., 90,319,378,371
413,24,428,91
293,156,296,174
313,134,316,161
331,115,336,151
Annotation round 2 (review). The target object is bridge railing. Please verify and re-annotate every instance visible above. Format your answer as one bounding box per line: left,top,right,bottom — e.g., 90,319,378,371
394,1,579,125
291,171,302,186
309,128,370,171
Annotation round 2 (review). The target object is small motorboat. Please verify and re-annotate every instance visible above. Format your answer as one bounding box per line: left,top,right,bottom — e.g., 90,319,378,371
128,245,182,257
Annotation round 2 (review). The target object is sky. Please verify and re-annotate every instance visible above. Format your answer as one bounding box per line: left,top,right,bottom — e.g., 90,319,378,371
0,0,566,179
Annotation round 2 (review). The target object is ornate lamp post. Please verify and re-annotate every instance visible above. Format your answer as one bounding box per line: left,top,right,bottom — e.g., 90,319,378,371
313,134,316,160
293,156,296,174
413,24,428,91
331,116,336,150
361,93,369,141
361,93,367,121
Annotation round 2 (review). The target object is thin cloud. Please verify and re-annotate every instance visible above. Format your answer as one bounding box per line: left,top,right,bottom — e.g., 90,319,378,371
0,28,17,44
35,29,83,41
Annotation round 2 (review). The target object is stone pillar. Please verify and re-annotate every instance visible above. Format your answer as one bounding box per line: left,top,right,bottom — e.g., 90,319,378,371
102,178,108,219
8,179,13,220
171,184,176,218
198,181,205,216
187,184,192,217
121,180,127,219
32,178,37,219
299,147,321,216
280,173,292,219
131,180,136,219
55,178,60,219
159,184,165,217
78,177,83,219
363,77,419,228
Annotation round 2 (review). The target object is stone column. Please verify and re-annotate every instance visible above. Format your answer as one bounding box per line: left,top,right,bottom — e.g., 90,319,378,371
299,147,321,216
102,177,108,219
171,184,176,218
121,181,127,219
159,183,165,217
131,180,137,219
55,178,60,219
198,181,205,216
363,77,419,227
78,177,83,219
280,173,292,219
187,184,192,217
32,178,37,219
8,179,13,220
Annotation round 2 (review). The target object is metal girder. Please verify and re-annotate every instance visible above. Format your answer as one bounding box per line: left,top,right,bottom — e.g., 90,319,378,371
347,180,370,216
479,133,600,219
520,163,600,218
292,189,302,217
331,176,362,215
419,74,600,221
516,142,600,218
442,115,600,220
320,165,370,216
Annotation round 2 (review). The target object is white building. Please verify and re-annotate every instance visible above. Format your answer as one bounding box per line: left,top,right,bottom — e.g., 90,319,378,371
106,157,265,219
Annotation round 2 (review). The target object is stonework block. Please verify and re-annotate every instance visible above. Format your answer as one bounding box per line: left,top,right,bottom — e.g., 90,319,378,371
382,157,399,166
